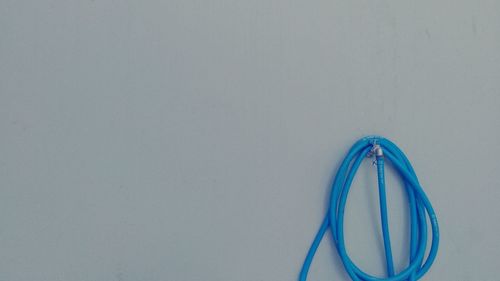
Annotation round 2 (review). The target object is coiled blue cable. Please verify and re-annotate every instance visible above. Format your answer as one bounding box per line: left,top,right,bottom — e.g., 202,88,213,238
299,136,439,281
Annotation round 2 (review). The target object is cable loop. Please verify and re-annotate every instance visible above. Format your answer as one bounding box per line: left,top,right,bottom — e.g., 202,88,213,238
299,136,439,281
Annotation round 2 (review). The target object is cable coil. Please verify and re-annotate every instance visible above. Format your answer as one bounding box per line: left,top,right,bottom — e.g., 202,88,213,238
300,136,439,281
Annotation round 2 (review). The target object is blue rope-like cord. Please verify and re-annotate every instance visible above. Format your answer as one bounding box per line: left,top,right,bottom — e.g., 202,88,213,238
299,136,439,281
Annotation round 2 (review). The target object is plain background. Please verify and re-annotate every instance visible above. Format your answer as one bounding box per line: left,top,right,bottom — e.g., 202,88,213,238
1,0,500,280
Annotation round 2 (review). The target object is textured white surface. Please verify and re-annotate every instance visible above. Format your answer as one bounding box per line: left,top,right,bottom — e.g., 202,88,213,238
1,0,500,280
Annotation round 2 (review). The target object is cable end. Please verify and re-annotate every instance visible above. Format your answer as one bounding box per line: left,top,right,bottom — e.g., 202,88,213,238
374,145,383,157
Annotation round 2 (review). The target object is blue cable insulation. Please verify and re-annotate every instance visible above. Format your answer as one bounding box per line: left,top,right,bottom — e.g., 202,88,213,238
376,156,395,277
299,136,439,281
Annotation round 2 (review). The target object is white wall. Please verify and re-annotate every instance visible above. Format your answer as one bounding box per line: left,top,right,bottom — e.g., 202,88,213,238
1,0,499,280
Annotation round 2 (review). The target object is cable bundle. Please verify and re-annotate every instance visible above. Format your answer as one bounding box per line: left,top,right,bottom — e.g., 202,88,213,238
300,136,439,281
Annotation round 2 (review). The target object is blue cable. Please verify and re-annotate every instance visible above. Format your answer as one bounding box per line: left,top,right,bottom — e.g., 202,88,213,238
299,136,439,281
